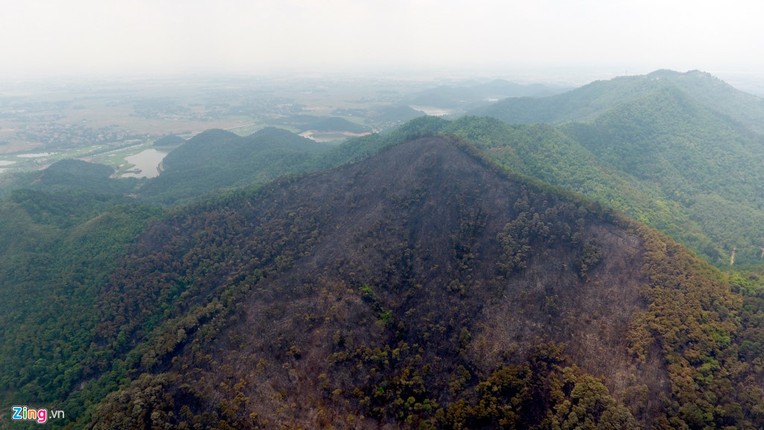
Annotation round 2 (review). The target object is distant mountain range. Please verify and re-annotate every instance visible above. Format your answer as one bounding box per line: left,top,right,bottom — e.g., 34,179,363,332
472,69,764,132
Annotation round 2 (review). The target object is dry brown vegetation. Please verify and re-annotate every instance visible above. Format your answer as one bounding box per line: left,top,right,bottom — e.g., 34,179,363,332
87,137,762,429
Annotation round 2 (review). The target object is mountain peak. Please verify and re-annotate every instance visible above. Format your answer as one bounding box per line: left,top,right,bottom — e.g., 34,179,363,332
91,134,673,428
646,68,684,78
189,128,239,143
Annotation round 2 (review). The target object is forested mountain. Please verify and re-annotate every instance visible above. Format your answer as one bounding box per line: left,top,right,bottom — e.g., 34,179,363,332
1,159,143,198
138,127,330,204
461,70,764,266
153,134,186,148
0,188,160,422
472,70,764,131
65,136,759,428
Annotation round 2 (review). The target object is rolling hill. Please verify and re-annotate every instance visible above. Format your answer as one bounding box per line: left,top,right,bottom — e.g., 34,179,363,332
138,127,331,204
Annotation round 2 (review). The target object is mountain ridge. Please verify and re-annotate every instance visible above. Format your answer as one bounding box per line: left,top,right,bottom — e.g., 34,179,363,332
472,69,764,133
453,71,764,266
82,136,760,429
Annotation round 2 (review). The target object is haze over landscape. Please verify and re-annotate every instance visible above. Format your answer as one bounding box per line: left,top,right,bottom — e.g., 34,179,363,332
3,1,764,429
2,0,764,86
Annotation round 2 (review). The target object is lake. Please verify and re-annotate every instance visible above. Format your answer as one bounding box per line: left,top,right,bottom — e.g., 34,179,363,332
408,105,453,117
121,148,170,178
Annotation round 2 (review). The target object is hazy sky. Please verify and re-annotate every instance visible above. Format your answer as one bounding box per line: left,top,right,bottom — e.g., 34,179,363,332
2,0,763,81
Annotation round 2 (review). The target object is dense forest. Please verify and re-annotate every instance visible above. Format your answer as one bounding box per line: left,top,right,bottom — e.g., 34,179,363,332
465,71,764,267
139,127,331,204
1,71,764,428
